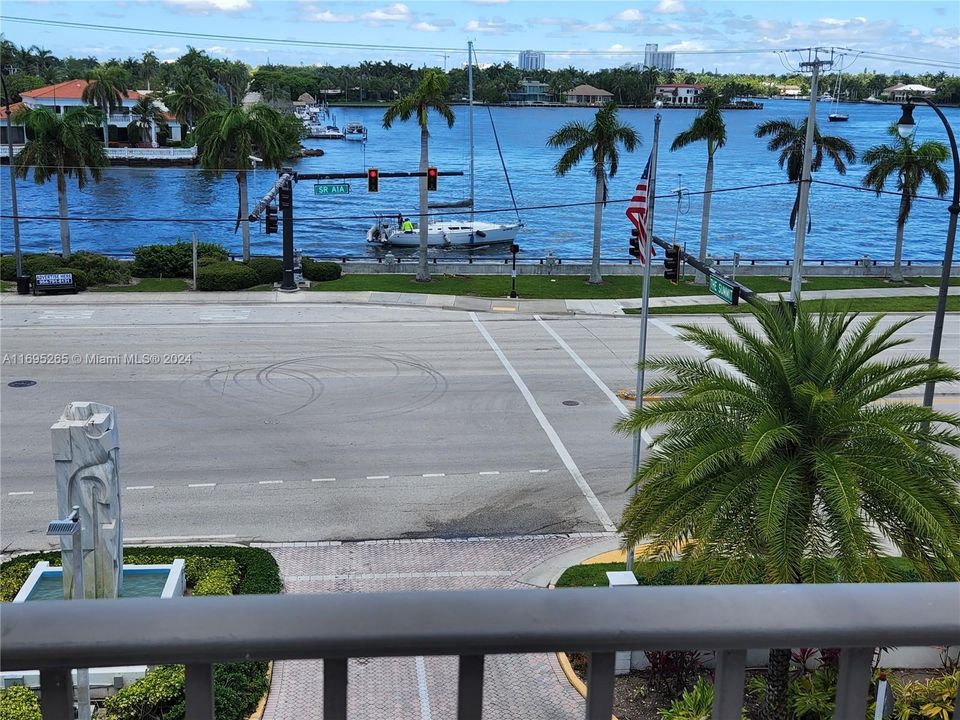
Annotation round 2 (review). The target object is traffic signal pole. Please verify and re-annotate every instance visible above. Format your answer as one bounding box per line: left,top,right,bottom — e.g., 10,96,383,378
625,112,660,572
278,171,296,292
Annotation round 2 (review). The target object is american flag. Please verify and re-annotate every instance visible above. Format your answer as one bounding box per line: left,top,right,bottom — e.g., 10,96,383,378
625,154,655,266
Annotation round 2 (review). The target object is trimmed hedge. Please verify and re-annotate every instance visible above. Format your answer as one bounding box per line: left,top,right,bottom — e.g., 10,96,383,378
131,242,228,278
554,557,940,589
196,262,260,291
46,267,89,291
1,253,63,280
1,547,281,720
0,685,41,720
245,257,283,285
61,251,131,286
302,257,342,282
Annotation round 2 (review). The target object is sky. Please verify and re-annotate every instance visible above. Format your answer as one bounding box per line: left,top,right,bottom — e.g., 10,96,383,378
1,0,958,75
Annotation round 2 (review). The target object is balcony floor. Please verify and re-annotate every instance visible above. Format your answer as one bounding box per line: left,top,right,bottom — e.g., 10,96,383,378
259,534,607,719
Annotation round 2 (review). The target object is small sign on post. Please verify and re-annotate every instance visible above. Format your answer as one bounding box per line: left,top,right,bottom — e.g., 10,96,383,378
708,275,740,306
314,183,351,196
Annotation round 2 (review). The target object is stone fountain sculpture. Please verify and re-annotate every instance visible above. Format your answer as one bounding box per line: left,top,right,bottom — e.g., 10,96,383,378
51,402,122,600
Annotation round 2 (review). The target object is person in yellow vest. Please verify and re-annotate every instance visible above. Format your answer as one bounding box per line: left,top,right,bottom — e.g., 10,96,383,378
401,217,414,233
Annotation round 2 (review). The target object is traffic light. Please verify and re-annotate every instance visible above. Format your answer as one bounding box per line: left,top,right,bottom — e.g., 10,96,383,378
663,243,681,284
367,168,379,193
628,227,640,258
264,205,278,234
510,243,519,254
427,167,438,192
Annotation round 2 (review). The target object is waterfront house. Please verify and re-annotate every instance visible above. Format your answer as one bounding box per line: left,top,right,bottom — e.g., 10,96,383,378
771,84,802,97
0,102,26,145
564,84,613,106
655,83,705,106
881,83,936,102
507,78,554,105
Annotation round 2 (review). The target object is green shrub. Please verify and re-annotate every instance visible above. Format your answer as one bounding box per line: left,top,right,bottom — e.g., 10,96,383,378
62,251,131,286
658,677,747,720
302,257,341,282
196,262,260,291
0,563,35,602
104,665,185,720
183,557,239,587
131,242,228,278
0,685,41,720
0,253,65,280
891,670,958,719
245,257,283,285
44,267,89,291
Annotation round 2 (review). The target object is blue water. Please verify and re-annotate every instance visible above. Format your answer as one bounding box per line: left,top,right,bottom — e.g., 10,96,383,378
1,99,957,261
25,568,170,600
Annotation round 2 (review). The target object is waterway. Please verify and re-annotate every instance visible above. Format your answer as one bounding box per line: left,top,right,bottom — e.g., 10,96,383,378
1,99,957,261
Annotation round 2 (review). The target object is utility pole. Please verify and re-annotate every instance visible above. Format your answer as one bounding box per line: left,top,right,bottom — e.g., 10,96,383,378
468,41,475,226
1,72,23,278
790,49,832,305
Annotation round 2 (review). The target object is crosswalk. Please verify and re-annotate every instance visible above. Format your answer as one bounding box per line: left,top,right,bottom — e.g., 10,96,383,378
38,310,94,321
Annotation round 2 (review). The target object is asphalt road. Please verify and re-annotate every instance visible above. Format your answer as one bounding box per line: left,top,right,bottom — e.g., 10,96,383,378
1,301,957,552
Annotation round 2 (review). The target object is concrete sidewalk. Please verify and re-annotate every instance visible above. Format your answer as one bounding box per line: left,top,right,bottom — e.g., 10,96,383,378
1,285,956,316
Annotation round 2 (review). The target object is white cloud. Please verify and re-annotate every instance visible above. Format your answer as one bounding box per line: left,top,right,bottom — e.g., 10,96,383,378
164,0,250,12
305,8,354,22
654,0,686,14
361,3,411,22
412,20,441,31
465,17,522,33
613,8,644,22
662,40,709,52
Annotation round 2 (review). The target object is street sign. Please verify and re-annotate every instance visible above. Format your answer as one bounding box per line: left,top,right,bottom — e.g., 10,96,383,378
708,275,740,306
314,183,350,195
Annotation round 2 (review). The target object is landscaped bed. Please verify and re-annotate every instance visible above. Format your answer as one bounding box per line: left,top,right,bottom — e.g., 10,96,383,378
0,546,281,720
556,561,958,720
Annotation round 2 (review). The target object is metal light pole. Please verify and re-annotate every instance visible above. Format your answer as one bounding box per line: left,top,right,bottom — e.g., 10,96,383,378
1,72,23,278
625,110,661,572
895,100,959,408
790,50,832,305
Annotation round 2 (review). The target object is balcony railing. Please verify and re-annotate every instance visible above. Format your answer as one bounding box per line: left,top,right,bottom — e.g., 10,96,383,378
2,583,958,720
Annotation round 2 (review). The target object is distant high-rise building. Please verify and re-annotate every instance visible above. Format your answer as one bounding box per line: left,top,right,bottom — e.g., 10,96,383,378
518,51,545,71
643,43,675,71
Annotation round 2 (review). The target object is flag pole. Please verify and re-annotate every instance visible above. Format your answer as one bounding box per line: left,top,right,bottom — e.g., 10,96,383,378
625,110,661,572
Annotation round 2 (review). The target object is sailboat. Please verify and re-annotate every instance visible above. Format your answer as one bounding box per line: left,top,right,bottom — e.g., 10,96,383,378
367,41,522,248
828,69,849,122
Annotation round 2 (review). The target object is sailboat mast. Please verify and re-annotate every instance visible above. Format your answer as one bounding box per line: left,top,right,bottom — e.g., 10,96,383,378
468,41,475,224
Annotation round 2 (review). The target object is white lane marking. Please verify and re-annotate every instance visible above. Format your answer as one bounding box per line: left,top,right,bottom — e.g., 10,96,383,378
415,656,434,720
126,485,155,490
39,310,93,320
422,473,445,478
259,480,283,485
198,309,251,322
535,315,654,445
470,312,616,532
529,469,550,474
126,534,237,542
312,478,336,483
8,491,34,496
366,475,390,480
478,471,500,476
188,482,216,488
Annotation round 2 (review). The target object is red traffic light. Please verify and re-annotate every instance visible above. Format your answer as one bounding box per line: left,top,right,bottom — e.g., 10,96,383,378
367,168,379,193
427,167,438,192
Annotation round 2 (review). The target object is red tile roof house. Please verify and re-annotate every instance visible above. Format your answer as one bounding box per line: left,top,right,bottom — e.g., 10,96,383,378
1,79,194,164
655,83,706,106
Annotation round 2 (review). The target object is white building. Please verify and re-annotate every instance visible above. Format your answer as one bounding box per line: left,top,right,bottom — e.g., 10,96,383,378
881,83,937,102
518,51,545,72
655,83,704,106
644,44,675,72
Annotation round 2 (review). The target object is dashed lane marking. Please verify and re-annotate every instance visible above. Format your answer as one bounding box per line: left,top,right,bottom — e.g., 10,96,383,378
198,309,251,322
126,485,155,490
421,473,445,478
528,469,550,474
188,482,216,488
311,478,336,482
478,471,500,476
259,480,283,485
366,475,390,480
7,491,34,496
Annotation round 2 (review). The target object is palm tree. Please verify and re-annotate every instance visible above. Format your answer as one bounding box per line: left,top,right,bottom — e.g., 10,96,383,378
547,102,639,284
616,298,960,720
755,117,855,230
193,104,299,262
82,65,130,146
128,97,168,147
382,68,455,282
165,72,220,135
862,124,949,282
670,97,726,283
13,106,108,260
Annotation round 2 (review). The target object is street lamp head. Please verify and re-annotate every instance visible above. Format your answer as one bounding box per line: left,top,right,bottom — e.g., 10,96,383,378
896,102,916,139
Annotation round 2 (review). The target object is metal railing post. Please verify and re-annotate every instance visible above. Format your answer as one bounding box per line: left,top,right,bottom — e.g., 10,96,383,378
584,652,616,720
185,663,214,720
457,654,485,720
833,647,873,720
324,658,348,720
712,649,747,720
40,668,74,720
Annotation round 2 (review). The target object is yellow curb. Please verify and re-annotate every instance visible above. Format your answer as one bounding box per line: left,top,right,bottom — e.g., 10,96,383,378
246,660,273,720
556,651,619,720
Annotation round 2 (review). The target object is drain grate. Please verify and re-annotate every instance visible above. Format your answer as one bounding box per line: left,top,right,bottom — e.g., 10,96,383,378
561,400,580,406
7,380,37,388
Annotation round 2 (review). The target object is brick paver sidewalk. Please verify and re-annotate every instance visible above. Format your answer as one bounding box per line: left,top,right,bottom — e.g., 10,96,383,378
258,535,610,719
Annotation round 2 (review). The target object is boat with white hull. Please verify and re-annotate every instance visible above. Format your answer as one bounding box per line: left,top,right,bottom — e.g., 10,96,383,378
367,218,519,247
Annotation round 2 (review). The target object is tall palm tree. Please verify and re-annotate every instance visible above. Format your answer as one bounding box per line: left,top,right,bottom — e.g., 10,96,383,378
755,117,855,231
165,72,219,135
82,65,130,146
547,101,639,284
862,124,949,282
193,104,299,262
670,97,726,283
616,298,960,720
382,68,455,282
13,106,108,260
128,97,168,147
